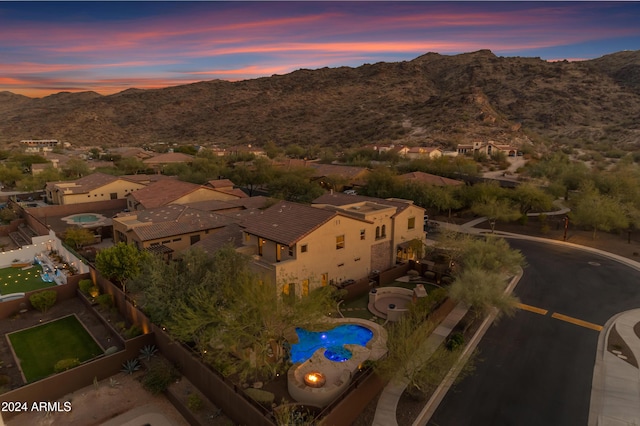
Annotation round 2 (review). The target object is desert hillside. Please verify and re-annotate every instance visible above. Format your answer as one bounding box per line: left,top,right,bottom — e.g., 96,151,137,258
0,49,638,151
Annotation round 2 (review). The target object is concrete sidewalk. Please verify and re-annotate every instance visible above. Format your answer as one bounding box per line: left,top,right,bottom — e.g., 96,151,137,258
589,309,640,426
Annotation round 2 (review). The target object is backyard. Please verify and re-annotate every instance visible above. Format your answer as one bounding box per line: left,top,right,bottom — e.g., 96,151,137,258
7,314,104,382
0,264,54,295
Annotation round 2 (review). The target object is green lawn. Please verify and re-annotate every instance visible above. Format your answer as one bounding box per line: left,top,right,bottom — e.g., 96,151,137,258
8,315,104,382
0,265,55,295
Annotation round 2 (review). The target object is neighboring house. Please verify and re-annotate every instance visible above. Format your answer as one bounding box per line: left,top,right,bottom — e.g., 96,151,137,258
205,179,248,199
112,205,237,260
307,163,371,189
399,171,465,187
21,139,60,152
405,147,443,160
126,179,244,211
238,195,425,296
45,172,155,205
108,147,155,160
457,141,518,157
143,152,195,171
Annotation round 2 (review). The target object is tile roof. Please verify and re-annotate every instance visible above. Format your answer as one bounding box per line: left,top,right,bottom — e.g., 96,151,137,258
129,179,209,209
307,163,370,180
143,152,195,164
241,201,337,246
207,179,235,189
399,171,464,186
184,195,271,213
45,172,120,194
130,205,236,241
312,193,417,217
192,223,245,254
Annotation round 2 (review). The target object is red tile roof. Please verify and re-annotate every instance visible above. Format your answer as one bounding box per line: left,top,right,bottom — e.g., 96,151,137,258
241,201,337,246
399,171,464,186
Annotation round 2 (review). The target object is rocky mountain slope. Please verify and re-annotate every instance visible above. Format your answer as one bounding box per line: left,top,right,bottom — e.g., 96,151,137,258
0,49,638,151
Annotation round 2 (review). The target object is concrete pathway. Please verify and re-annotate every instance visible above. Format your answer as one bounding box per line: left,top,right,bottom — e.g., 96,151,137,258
372,304,469,426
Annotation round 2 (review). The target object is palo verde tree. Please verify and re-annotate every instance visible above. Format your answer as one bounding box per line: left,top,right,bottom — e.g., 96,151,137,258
570,183,629,239
63,227,95,250
95,242,150,292
433,232,524,319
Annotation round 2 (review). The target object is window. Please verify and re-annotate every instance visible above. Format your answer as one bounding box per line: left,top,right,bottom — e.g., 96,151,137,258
375,226,380,239
336,235,345,250
172,238,181,242
302,280,309,296
408,217,416,230
244,233,250,242
301,244,308,253
360,229,366,240
382,225,387,238
288,247,294,257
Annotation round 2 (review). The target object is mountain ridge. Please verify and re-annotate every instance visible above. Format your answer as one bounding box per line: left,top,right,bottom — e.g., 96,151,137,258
1,49,639,150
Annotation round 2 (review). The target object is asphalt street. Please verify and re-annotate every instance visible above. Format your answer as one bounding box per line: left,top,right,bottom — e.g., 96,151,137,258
428,239,640,426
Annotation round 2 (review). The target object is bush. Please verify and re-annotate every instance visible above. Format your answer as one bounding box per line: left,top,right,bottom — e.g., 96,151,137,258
54,358,80,373
187,393,204,412
29,290,57,313
244,388,275,406
79,279,93,295
141,358,178,395
446,332,464,351
124,324,142,339
96,294,113,309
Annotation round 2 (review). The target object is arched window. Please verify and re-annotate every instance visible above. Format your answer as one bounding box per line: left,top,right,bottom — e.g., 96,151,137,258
376,226,380,239
381,225,386,238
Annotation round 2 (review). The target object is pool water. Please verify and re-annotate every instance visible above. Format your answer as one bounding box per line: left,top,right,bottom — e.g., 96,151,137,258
71,214,99,223
290,324,374,363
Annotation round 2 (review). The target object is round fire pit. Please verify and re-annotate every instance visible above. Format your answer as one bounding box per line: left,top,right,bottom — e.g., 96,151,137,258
304,372,326,388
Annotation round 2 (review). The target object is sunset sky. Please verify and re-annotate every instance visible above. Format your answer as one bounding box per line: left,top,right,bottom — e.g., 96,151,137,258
1,1,639,98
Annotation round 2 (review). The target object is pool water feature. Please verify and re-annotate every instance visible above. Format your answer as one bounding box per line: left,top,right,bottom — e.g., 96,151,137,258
71,214,99,223
290,324,374,363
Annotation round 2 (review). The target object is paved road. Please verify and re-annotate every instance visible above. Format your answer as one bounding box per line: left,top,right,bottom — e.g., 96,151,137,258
428,239,640,426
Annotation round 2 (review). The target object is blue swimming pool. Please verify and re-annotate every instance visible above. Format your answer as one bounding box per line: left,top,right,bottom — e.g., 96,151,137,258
71,214,99,223
290,324,374,363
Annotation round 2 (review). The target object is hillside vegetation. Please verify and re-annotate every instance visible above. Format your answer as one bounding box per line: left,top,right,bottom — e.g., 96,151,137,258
0,50,639,151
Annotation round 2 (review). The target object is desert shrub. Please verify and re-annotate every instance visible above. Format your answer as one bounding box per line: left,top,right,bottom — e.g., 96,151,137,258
78,279,93,294
96,294,113,309
446,332,464,351
244,388,275,406
141,358,178,395
54,358,80,373
517,215,529,226
124,324,142,339
29,290,57,313
187,393,204,412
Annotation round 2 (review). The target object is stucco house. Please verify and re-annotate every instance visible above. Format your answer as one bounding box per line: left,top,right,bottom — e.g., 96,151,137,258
405,147,443,160
125,179,245,211
456,141,518,157
112,204,238,260
235,195,425,297
44,173,170,205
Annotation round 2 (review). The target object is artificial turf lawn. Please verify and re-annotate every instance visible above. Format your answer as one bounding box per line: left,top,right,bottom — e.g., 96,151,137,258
0,265,55,295
8,315,103,382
